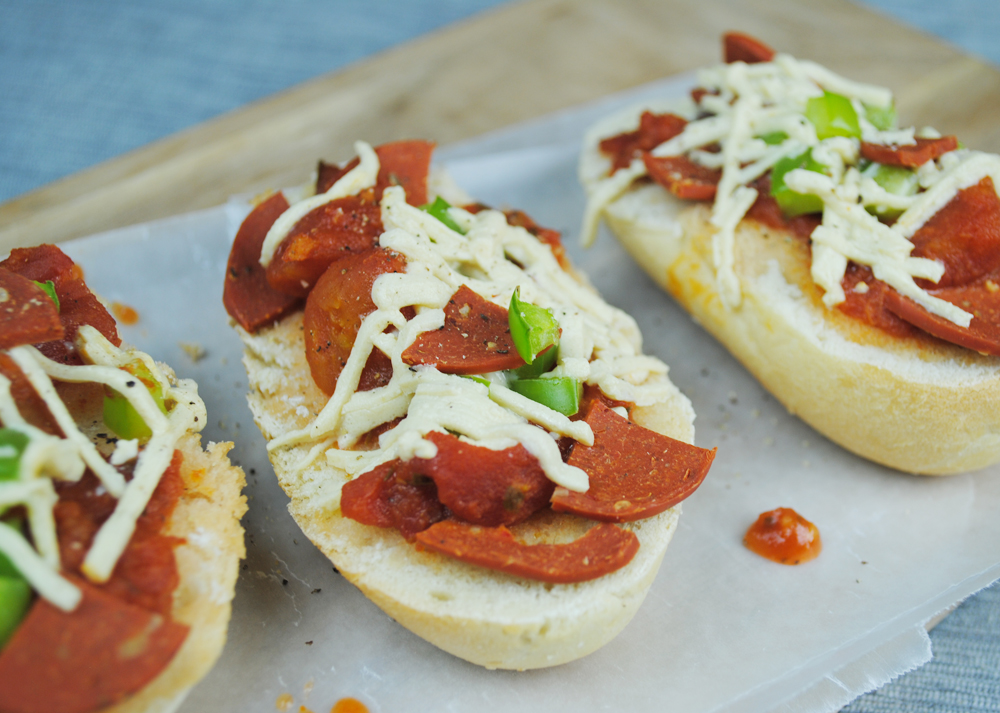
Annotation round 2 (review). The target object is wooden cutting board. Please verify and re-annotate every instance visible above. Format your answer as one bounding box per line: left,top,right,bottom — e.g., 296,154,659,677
2,0,999,252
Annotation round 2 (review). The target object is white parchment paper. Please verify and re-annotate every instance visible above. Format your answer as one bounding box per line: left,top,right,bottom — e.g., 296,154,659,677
61,75,1000,713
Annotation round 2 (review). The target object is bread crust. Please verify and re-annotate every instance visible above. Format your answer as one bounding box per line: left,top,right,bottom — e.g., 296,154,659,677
238,309,695,670
581,106,1000,475
100,431,247,713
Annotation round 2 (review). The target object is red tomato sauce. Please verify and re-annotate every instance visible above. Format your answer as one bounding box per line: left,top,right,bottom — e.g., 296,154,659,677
744,507,822,565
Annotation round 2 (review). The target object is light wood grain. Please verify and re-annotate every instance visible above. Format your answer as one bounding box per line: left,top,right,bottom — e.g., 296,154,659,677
2,0,999,252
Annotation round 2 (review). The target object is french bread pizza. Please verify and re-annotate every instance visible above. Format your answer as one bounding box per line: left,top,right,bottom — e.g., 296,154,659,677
223,140,716,669
0,245,247,713
580,32,1000,476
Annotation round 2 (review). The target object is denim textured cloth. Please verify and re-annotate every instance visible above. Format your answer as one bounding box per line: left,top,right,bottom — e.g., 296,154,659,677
1,1,998,711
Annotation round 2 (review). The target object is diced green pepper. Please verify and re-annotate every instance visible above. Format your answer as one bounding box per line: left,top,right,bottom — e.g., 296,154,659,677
419,196,466,234
864,102,897,131
0,429,28,482
0,575,31,649
462,374,491,387
758,131,788,146
805,91,861,140
862,162,919,219
770,149,827,217
512,343,558,380
31,280,59,312
0,521,31,650
509,376,582,416
508,288,560,365
102,360,168,441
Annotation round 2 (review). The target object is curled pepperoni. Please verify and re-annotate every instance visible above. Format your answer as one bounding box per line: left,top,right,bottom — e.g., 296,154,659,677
411,431,554,527
723,32,775,64
303,248,408,395
0,268,64,349
265,191,384,297
910,177,1000,289
1,245,119,365
0,352,61,435
0,578,189,713
402,284,527,374
860,137,958,168
884,283,1000,356
502,209,569,268
643,154,722,201
55,452,185,615
316,140,435,206
599,111,688,174
340,459,446,540
837,264,923,340
551,401,716,522
222,192,303,333
414,520,639,584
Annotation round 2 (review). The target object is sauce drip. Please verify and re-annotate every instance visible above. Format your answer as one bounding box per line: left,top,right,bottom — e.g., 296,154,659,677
111,301,140,325
331,699,369,713
743,507,822,565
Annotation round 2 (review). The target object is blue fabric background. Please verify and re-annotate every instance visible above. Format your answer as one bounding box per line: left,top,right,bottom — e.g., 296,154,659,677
1,1,998,710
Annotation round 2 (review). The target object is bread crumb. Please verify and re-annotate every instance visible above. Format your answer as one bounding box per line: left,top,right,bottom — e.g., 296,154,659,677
179,342,207,362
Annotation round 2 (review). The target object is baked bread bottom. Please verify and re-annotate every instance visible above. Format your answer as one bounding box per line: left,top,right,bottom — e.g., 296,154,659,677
238,311,695,670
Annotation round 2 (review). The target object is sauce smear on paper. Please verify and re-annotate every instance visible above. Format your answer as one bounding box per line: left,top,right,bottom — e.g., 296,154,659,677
744,507,822,565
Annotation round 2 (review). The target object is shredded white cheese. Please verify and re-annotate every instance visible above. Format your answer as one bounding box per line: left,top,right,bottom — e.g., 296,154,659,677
267,144,679,494
583,50,988,327
0,324,206,608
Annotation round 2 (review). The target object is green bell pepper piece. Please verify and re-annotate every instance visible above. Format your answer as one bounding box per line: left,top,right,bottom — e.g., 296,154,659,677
863,102,897,131
103,360,168,441
861,162,919,219
509,376,582,417
0,429,28,482
31,280,59,312
419,196,466,234
805,91,861,140
0,575,31,649
770,149,827,217
508,288,560,365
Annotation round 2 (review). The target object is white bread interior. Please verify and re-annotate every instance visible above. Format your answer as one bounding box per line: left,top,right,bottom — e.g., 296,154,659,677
580,104,1000,475
106,422,247,711
237,309,695,670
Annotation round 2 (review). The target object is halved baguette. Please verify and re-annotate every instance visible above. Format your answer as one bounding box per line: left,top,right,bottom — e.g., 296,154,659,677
238,304,695,670
580,104,1000,476
109,429,247,713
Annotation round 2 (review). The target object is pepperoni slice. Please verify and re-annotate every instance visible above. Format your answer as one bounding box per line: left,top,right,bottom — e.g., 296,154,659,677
55,452,185,615
0,268,64,350
551,401,716,522
884,282,1000,356
910,177,1000,289
723,32,775,64
340,459,446,540
402,284,527,374
0,352,61,435
414,520,639,584
859,136,958,168
316,140,435,206
222,192,303,333
303,248,408,395
599,111,688,173
410,431,554,527
0,577,189,713
643,154,722,201
502,209,569,268
837,264,923,340
1,245,119,365
265,191,384,297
